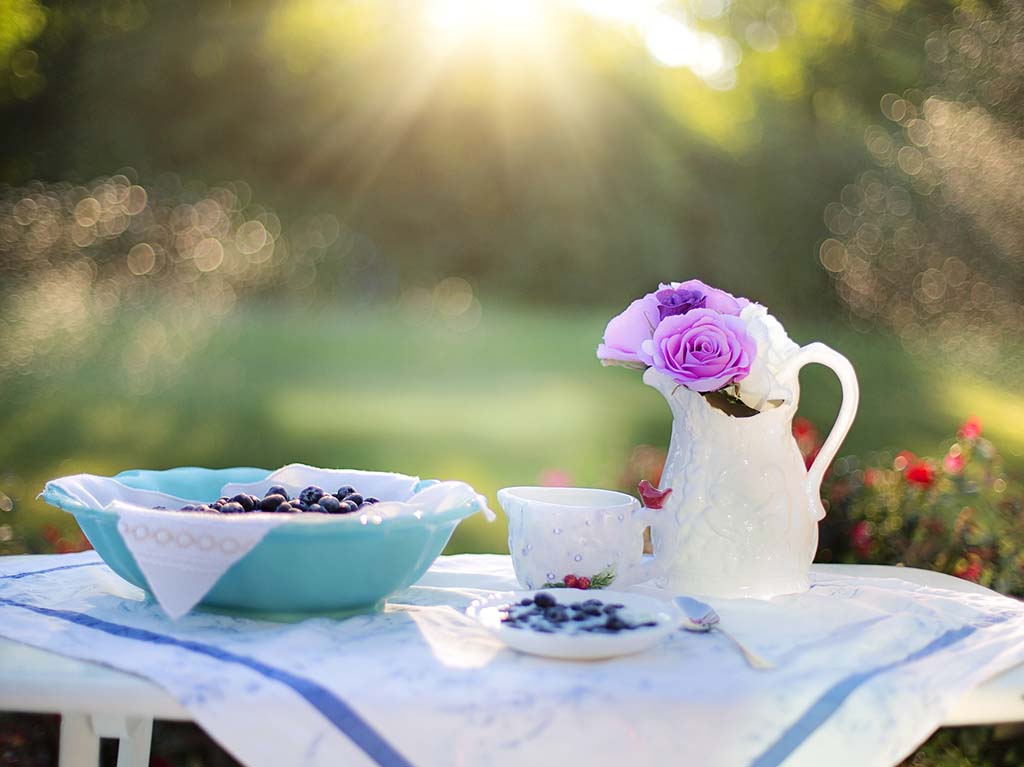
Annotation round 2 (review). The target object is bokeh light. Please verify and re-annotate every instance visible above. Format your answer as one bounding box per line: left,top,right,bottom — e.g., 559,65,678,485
0,174,340,385
823,2,1024,372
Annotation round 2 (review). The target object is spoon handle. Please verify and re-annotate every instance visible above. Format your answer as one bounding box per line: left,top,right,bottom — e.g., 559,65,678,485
714,626,775,670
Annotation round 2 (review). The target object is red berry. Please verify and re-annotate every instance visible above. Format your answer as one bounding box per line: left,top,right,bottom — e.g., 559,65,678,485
563,574,578,588
577,576,591,589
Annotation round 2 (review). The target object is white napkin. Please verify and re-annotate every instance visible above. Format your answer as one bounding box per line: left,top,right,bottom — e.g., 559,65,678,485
220,464,422,505
112,502,290,619
45,464,494,620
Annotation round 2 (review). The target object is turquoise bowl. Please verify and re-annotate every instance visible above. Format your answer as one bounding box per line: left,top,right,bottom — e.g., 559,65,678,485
43,467,486,619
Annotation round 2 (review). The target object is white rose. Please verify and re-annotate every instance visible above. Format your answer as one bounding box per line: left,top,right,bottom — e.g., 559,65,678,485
735,303,799,410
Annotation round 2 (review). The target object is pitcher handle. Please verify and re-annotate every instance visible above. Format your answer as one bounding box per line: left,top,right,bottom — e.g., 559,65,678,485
780,342,860,521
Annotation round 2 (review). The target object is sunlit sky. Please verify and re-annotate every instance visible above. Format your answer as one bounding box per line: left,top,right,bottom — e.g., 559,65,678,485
424,0,740,88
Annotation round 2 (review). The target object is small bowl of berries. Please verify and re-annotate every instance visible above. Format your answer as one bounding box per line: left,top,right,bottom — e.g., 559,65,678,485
43,464,493,618
468,589,679,660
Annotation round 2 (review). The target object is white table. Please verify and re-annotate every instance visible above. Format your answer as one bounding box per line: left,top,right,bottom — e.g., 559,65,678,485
3,564,1023,767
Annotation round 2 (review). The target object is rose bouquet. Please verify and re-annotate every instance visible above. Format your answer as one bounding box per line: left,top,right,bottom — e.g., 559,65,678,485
597,279,798,415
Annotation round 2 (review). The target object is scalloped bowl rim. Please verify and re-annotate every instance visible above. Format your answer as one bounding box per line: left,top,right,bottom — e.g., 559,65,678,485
42,467,488,537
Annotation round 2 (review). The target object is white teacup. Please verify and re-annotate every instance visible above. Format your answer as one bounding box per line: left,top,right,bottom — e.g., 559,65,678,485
497,486,655,591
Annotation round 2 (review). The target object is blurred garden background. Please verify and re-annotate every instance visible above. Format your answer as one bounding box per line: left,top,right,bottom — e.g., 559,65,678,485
2,0,1024,561
3,0,1024,764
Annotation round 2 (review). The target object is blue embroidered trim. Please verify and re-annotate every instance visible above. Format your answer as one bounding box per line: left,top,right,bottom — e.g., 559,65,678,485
0,595,414,767
749,625,978,767
0,561,104,580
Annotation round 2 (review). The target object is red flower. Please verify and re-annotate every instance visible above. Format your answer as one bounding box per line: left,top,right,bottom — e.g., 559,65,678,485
905,461,936,488
955,555,983,583
851,520,873,558
792,417,818,440
944,450,964,474
959,416,982,440
793,417,823,468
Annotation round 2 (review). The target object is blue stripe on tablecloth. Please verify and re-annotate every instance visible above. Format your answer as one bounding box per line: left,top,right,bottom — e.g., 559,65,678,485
749,624,978,767
0,561,104,580
0,595,414,767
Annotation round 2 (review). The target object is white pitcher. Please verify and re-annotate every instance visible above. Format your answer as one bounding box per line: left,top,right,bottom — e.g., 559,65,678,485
642,342,859,599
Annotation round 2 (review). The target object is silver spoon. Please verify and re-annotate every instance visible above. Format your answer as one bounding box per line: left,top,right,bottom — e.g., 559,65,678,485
675,596,775,670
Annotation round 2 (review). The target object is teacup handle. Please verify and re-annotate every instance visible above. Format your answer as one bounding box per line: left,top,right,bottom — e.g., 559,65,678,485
779,342,860,522
621,505,661,585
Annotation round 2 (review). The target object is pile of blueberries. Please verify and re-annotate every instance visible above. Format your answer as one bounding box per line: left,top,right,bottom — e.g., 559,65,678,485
176,485,381,515
500,592,658,634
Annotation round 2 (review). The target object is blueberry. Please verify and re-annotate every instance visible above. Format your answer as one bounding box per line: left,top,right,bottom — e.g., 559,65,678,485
267,485,289,500
307,503,324,513
289,499,303,508
583,599,602,607
605,616,627,631
260,494,286,511
533,592,556,608
197,505,216,513
335,486,355,499
343,493,364,507
218,497,230,504
519,598,533,606
602,604,621,614
299,486,324,505
220,502,245,514
154,505,167,510
363,496,380,505
572,612,587,621
318,495,341,514
179,505,197,511
275,503,296,514
336,501,357,513
545,608,568,623
230,494,254,512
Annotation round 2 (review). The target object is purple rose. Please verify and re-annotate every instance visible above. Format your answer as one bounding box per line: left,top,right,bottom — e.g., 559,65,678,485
655,287,706,320
596,293,660,367
661,279,748,316
641,308,756,392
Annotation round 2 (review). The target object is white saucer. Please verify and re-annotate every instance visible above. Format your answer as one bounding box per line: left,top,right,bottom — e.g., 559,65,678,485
467,588,679,660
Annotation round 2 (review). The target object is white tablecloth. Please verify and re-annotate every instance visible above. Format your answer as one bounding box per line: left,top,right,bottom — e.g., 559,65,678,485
2,551,1024,767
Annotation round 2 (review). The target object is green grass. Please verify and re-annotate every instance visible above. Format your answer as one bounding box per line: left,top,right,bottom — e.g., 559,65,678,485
2,302,1022,556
